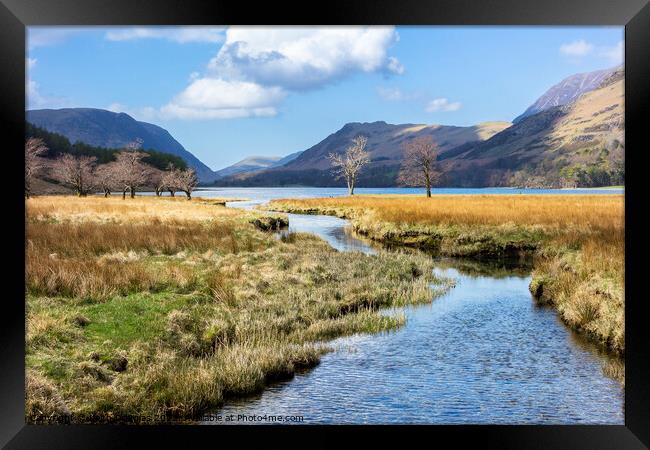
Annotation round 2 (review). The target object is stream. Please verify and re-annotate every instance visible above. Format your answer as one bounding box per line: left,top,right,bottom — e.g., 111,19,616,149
197,187,624,424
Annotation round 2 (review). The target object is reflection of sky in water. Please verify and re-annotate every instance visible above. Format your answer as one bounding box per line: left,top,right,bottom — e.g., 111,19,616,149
213,265,623,425
284,213,375,254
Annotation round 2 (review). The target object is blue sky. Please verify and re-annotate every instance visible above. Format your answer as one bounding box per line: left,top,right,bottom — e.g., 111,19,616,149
27,26,623,170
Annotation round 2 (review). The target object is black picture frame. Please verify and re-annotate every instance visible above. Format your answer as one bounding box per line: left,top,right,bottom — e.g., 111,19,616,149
1,0,648,447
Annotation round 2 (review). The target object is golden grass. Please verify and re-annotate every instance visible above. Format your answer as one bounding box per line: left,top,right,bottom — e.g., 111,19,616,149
531,231,625,354
26,195,244,224
25,195,449,423
269,195,623,231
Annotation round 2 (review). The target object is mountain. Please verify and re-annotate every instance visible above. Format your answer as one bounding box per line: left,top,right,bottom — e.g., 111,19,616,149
440,67,624,187
26,108,216,183
213,151,304,179
272,150,303,167
214,156,282,178
213,121,511,187
216,67,624,188
513,66,619,123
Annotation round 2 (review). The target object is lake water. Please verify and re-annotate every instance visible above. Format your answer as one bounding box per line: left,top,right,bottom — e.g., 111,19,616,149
194,187,624,425
194,186,623,207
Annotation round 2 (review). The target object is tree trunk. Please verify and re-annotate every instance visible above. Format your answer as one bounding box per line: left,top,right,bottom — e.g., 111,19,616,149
130,187,135,198
348,177,354,196
169,190,175,197
122,189,127,200
184,191,191,200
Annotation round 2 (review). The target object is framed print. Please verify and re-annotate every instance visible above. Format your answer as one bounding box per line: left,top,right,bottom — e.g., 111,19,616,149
1,0,649,447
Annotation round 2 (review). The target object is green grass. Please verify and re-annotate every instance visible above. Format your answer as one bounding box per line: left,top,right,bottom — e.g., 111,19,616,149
82,292,188,347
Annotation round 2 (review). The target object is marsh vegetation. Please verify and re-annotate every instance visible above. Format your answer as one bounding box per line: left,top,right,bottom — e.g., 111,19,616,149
25,196,449,423
266,194,625,372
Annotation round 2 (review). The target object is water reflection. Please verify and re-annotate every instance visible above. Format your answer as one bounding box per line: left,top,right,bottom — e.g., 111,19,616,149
213,263,623,424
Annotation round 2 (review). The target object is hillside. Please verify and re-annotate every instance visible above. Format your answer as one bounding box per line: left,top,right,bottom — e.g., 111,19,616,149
513,66,619,123
26,123,188,170
213,121,511,187
441,68,624,187
26,108,216,183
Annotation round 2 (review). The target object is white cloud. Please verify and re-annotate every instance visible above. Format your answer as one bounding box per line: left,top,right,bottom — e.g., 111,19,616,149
599,40,624,65
155,26,404,120
386,56,404,75
160,78,287,120
26,80,70,109
26,58,37,69
105,27,225,43
560,39,594,57
377,86,419,101
106,102,125,113
560,39,624,65
207,26,403,90
425,98,462,112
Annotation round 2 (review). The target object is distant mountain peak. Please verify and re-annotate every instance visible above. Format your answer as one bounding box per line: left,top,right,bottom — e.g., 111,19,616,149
213,151,303,179
513,66,620,124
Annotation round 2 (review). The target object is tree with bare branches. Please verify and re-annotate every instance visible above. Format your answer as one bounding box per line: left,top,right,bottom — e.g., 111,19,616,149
113,148,150,199
95,163,119,197
25,138,48,198
147,167,167,196
52,154,97,196
176,168,198,200
328,135,370,196
161,163,180,197
397,136,441,198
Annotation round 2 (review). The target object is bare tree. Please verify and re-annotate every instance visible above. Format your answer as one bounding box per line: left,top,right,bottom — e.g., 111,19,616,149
328,135,370,195
147,167,166,196
52,154,97,196
126,137,144,151
113,149,150,199
95,163,119,197
176,168,198,200
25,138,48,198
161,163,179,197
397,136,441,198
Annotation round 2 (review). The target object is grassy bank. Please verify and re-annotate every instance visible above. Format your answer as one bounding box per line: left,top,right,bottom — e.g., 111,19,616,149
26,196,449,423
266,195,625,369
